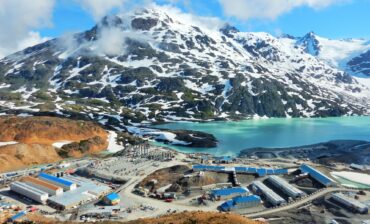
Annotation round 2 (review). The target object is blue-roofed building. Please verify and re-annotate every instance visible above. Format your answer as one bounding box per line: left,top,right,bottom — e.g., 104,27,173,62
103,192,120,205
192,165,225,172
220,199,234,211
257,168,267,177
274,169,289,175
235,166,288,176
219,195,261,211
193,165,288,177
8,211,27,222
39,173,77,191
210,187,249,200
300,164,336,187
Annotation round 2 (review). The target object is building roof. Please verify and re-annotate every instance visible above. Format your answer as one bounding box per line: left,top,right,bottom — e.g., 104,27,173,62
233,195,261,204
22,176,61,191
192,165,225,171
106,192,120,201
220,200,234,210
300,164,335,186
236,166,288,176
220,195,261,210
211,187,249,197
268,175,305,197
39,173,74,187
332,193,368,209
193,165,288,177
9,211,27,221
48,176,110,208
11,181,48,197
252,181,286,204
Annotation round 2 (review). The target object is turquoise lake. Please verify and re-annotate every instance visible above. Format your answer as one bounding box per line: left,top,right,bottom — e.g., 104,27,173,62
154,116,370,156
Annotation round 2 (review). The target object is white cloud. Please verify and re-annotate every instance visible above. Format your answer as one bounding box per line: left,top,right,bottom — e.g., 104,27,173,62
219,0,346,20
90,27,154,56
0,0,55,58
0,31,50,59
93,27,127,55
155,4,225,34
77,0,127,21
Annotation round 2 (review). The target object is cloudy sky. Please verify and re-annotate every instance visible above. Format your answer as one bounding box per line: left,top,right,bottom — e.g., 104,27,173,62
0,0,369,58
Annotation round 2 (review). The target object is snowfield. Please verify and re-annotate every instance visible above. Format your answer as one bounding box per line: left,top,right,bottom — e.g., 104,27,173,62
107,131,123,153
0,5,370,123
52,141,73,148
0,141,18,147
331,171,370,187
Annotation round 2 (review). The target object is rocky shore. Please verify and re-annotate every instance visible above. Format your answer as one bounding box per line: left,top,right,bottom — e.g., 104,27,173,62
239,140,370,166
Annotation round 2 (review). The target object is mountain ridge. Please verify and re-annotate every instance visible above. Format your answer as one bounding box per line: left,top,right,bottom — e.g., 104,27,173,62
0,6,370,129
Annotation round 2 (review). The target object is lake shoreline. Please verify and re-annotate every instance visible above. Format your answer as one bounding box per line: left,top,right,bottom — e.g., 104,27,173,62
153,116,370,156
238,140,370,166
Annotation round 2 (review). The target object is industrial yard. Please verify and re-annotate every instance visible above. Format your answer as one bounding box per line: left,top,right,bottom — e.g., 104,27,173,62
0,143,369,223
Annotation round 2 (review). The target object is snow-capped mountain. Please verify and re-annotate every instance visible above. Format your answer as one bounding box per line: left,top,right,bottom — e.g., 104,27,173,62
0,6,370,125
296,32,321,56
294,32,370,76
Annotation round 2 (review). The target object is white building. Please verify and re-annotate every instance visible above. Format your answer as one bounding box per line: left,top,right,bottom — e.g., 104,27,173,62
267,175,305,199
21,176,63,196
252,181,286,206
10,181,48,204
332,193,368,214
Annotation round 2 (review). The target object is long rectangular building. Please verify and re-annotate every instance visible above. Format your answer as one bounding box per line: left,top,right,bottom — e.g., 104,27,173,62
10,181,48,204
210,187,249,200
332,193,368,214
21,176,63,196
39,173,77,191
48,175,111,210
220,195,261,211
193,165,288,177
300,164,336,187
252,181,286,206
193,165,225,172
267,175,305,199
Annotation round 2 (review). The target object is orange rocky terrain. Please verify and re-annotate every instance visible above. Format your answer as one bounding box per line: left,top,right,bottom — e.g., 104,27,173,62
10,211,262,224
0,116,108,172
125,211,262,224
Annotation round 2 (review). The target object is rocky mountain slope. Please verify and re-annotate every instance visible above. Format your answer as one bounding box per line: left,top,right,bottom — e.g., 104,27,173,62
295,31,370,76
0,116,107,145
0,116,108,172
0,143,61,173
0,6,369,127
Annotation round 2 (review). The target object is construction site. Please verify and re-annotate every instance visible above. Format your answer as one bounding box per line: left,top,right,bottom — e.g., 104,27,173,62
0,144,369,223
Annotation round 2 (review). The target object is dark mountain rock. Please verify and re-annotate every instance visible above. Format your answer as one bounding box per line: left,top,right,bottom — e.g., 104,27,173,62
347,50,370,76
0,7,368,125
131,17,158,30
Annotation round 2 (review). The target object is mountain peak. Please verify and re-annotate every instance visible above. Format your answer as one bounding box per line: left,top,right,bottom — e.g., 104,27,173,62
296,31,321,56
1,8,369,122
99,15,124,28
220,23,239,37
305,31,316,37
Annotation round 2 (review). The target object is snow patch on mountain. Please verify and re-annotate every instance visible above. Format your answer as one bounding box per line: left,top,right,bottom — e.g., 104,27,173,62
294,32,370,69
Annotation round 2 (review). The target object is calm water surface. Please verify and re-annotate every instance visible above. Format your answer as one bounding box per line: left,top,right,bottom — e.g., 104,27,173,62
153,116,370,156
